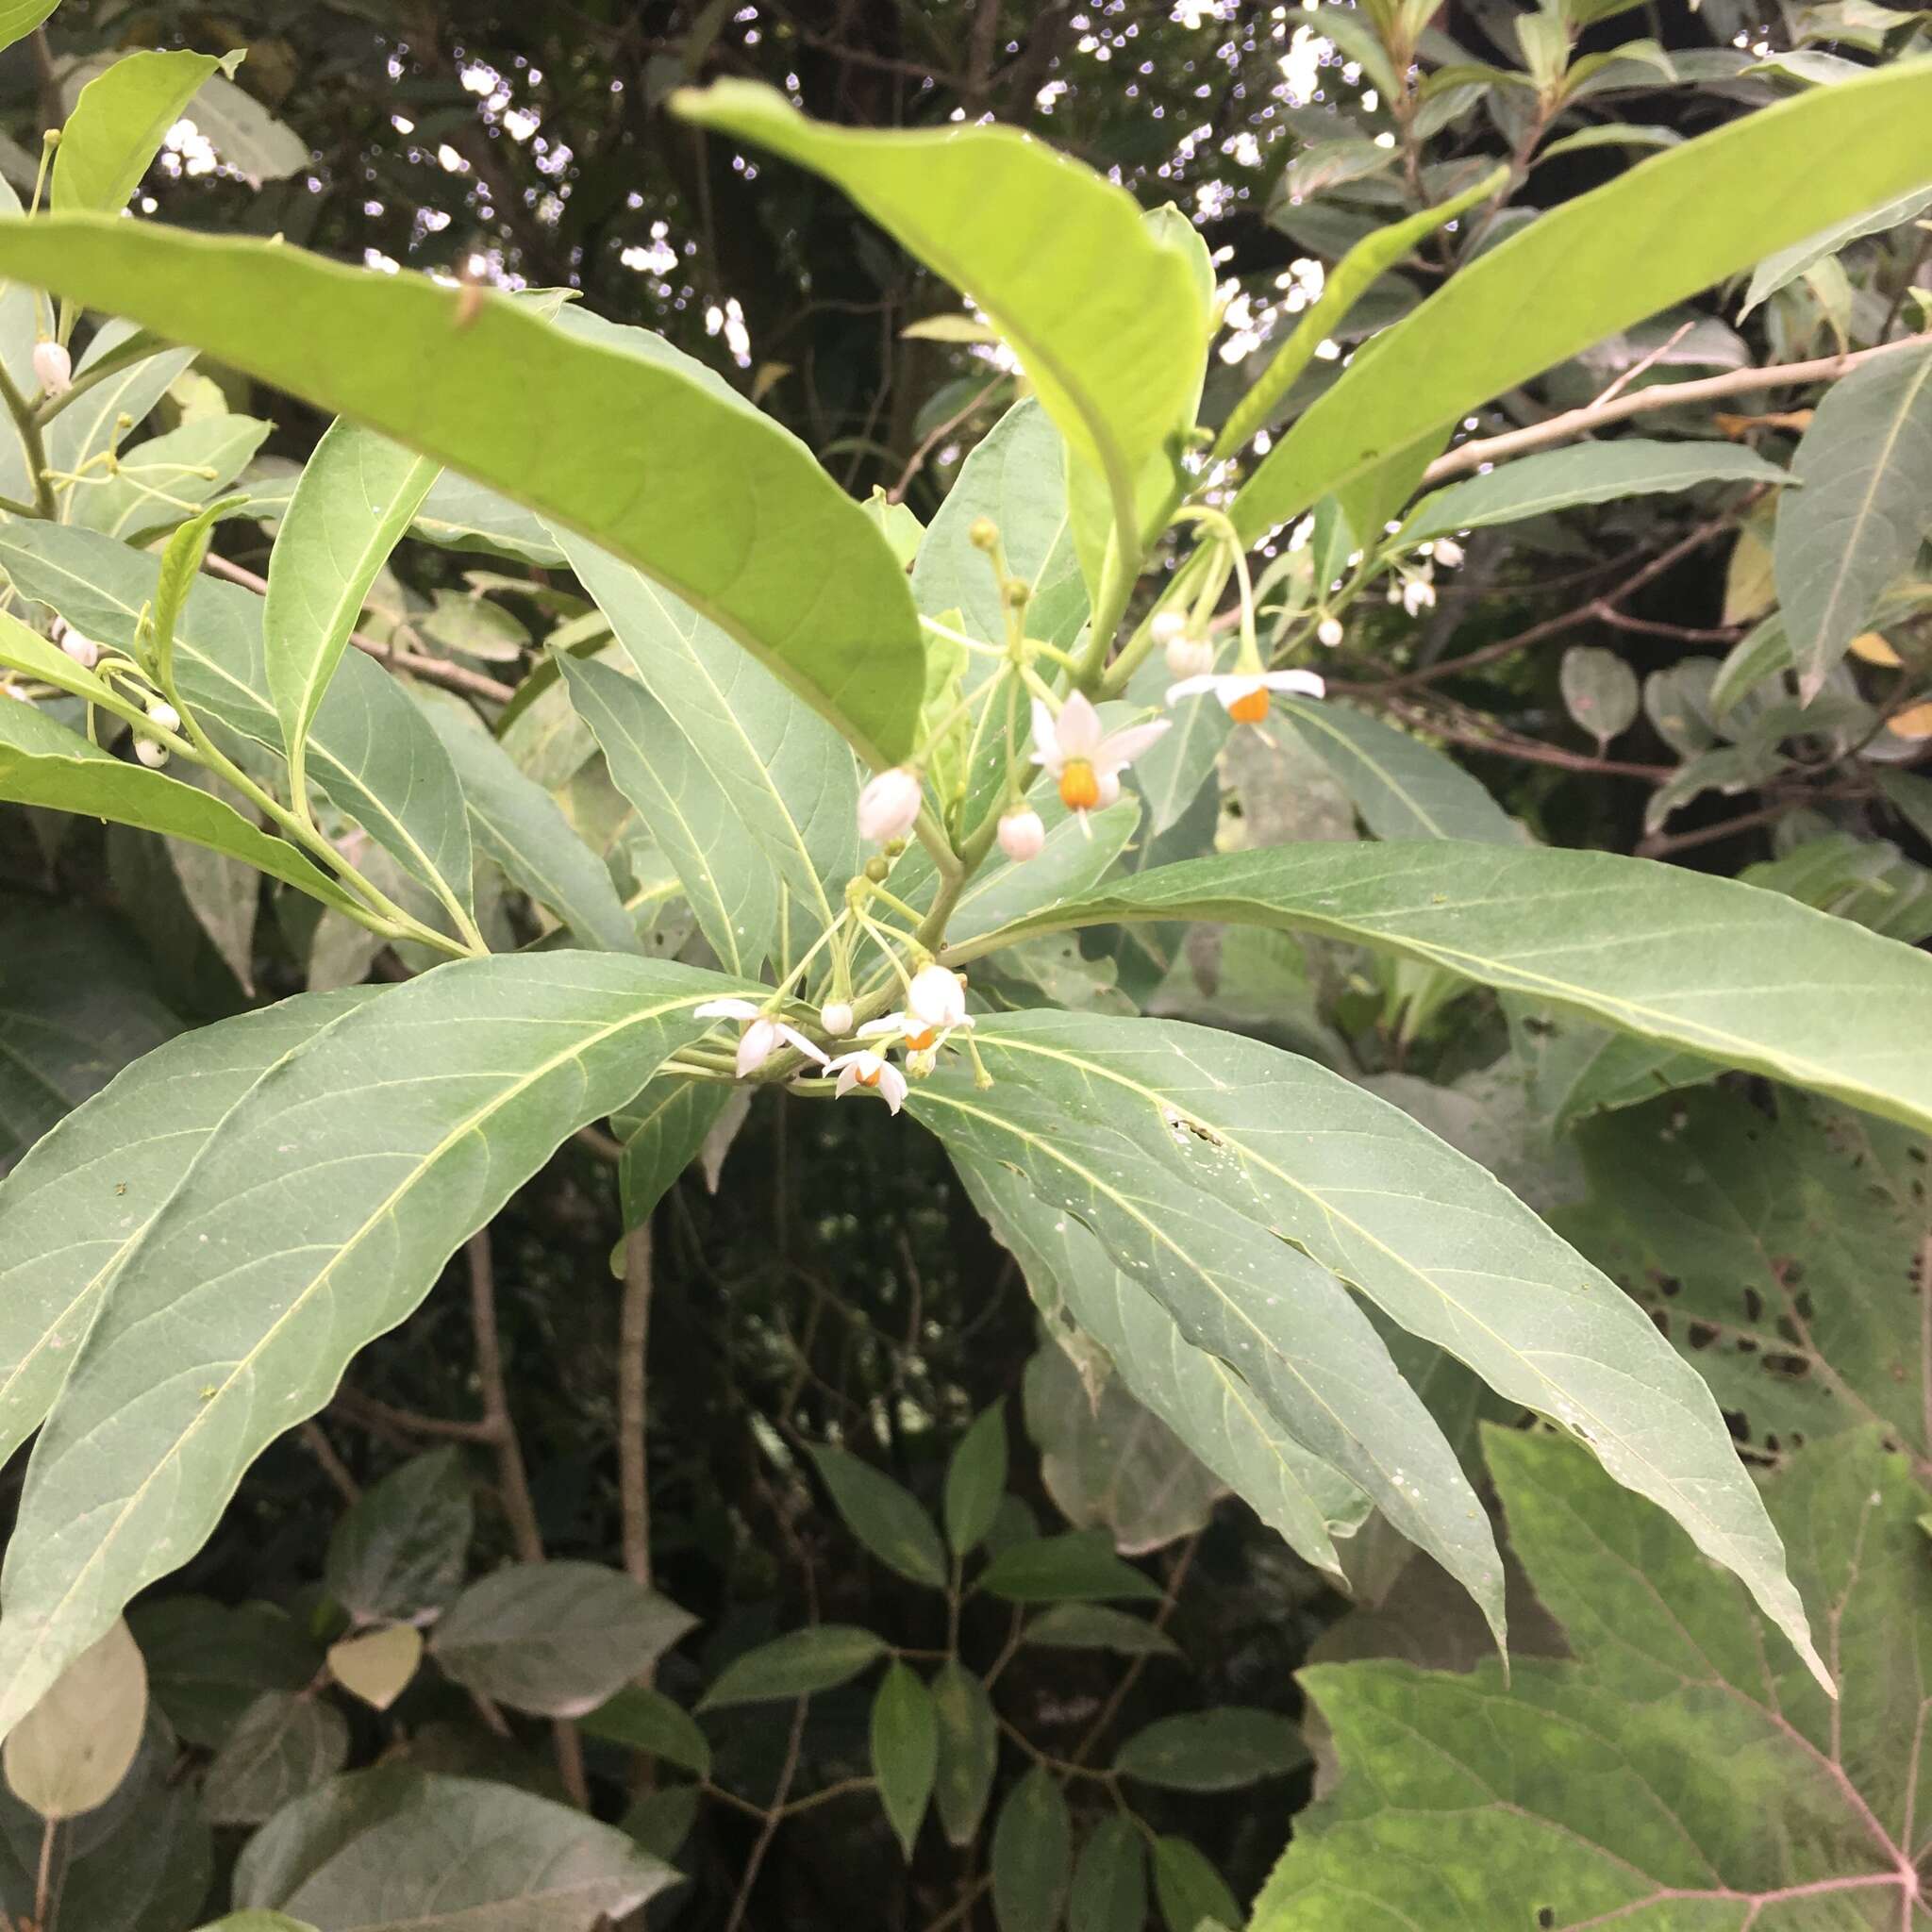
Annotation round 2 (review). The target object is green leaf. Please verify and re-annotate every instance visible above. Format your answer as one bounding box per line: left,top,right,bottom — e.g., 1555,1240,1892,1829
1251,1428,1926,1930
201,1691,349,1827
185,73,309,186
325,1625,421,1713
266,420,441,797
128,1599,321,1751
920,1072,1505,1634
1742,184,1932,316
54,49,235,213
1114,1708,1307,1791
0,904,181,1172
325,1447,473,1624
2,1618,146,1821
428,1561,696,1718
698,1625,888,1711
0,954,750,1740
561,535,858,937
0,990,366,1477
1403,439,1789,545
1024,1603,1181,1660
0,697,367,915
1231,63,1932,541
914,1013,1827,1688
73,413,271,542
1068,1817,1146,1932
954,1150,1367,1582
931,1660,998,1848
0,219,924,764
42,320,195,492
579,1684,711,1777
808,1443,948,1589
943,1404,1008,1559
0,3,57,58
612,1074,733,1230
1279,699,1517,843
1559,644,1641,746
676,83,1210,558
976,1530,1161,1605
953,844,1932,1137
0,524,475,916
413,689,641,954
870,1661,938,1861
1774,339,1932,701
411,471,567,565
233,1769,674,1927
560,651,776,974
991,1766,1072,1932
1151,1836,1239,1932
1565,1089,1932,1473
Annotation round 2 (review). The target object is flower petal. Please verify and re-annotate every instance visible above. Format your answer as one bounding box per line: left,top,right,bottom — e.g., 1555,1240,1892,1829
1262,669,1326,698
1163,675,1222,703
1030,697,1061,768
877,1063,908,1114
694,998,759,1021
1094,717,1172,770
736,1017,780,1077
856,1015,905,1039
777,1024,831,1068
1055,691,1104,758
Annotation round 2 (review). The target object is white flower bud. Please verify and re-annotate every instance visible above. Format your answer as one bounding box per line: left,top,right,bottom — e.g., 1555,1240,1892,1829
908,962,968,1031
1432,539,1464,568
1316,615,1344,648
820,1001,855,1038
1164,631,1215,679
60,627,101,670
133,736,168,768
32,340,71,397
857,764,922,843
145,698,181,734
1401,577,1437,618
997,807,1046,862
1150,610,1188,648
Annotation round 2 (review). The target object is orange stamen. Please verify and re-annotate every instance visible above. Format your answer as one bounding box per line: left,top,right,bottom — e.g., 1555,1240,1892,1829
1058,758,1101,811
904,1026,939,1051
1227,686,1270,724
857,1064,880,1087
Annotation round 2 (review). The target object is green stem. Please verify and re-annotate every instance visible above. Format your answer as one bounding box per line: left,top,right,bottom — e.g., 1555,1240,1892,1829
0,354,56,519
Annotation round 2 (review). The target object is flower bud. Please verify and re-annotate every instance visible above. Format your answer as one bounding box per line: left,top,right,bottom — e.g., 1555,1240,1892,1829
968,516,999,551
145,698,182,734
864,855,891,883
31,340,71,397
1316,615,1344,648
133,736,168,768
997,807,1046,862
1432,539,1464,568
1164,631,1214,679
857,764,922,843
820,1001,855,1039
1150,610,1187,648
59,626,101,670
908,963,968,1031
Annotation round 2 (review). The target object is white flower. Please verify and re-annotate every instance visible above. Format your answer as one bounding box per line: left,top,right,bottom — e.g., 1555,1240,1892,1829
145,698,182,734
1150,610,1188,648
824,1049,908,1113
1316,615,1344,648
692,997,830,1078
1164,630,1215,679
859,963,974,1054
133,736,168,768
59,626,101,670
31,341,71,396
1400,576,1436,618
1164,668,1325,724
1029,692,1168,819
1432,539,1464,568
997,807,1046,862
819,1001,855,1039
857,765,922,843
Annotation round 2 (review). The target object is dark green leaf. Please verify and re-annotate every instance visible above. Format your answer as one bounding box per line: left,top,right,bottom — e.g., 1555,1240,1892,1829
991,1766,1073,1932
870,1661,938,1860
1114,1708,1308,1791
932,1660,999,1847
325,1448,473,1625
977,1531,1161,1605
808,1444,949,1589
127,1600,321,1751
201,1691,349,1826
943,1404,1009,1559
1024,1604,1181,1660
699,1626,888,1710
612,1074,733,1230
1151,1836,1240,1932
1068,1818,1145,1932
580,1685,712,1777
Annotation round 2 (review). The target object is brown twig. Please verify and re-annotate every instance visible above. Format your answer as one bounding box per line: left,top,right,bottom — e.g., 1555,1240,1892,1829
200,552,517,705
888,375,1007,504
619,1222,655,1596
1635,801,1793,858
724,1696,809,1932
299,1421,360,1503
1387,697,1673,779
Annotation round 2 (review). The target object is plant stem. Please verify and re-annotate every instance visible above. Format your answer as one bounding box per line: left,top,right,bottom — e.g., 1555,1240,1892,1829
619,1221,655,1598
0,355,56,519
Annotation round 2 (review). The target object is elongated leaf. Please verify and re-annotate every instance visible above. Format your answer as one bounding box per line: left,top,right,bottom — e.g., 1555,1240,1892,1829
54,50,233,213
943,1405,1008,1559
955,1153,1365,1580
1251,1429,1927,1931
931,1661,998,1847
413,689,641,954
266,420,440,789
187,73,309,186
918,1013,1828,1688
560,652,776,974
698,1626,887,1710
978,1531,1164,1606
1151,1836,1239,1932
1232,64,1932,541
1069,1817,1146,1932
1774,339,1932,700
0,525,474,917
0,991,370,1474
612,1074,732,1229
991,1767,1072,1932
0,3,56,57
871,1661,938,1859
1742,183,1932,316
579,1685,711,1776
0,953,752,1739
412,471,566,565
0,219,924,763
808,1443,948,1588
233,1769,673,1927
1024,1604,1180,1659
562,535,858,935
1278,699,1517,843
953,843,1932,1136
1115,1708,1307,1791
0,698,365,914
1402,438,1789,544
919,1072,1506,1638
676,83,1209,550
